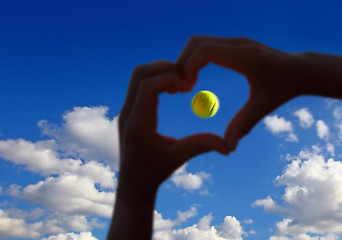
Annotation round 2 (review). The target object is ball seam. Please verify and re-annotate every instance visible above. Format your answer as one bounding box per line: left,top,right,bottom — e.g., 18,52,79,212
209,101,216,117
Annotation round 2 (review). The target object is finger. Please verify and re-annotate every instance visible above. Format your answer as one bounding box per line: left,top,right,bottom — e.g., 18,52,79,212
176,36,256,69
130,72,192,132
171,133,229,166
120,60,176,130
178,40,267,86
186,42,261,77
224,93,274,152
177,36,225,68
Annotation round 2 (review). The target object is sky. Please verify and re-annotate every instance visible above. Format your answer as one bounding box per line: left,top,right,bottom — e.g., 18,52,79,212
1,1,342,239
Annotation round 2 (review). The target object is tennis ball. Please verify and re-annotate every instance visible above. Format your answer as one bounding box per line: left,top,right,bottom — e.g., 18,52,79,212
191,90,219,118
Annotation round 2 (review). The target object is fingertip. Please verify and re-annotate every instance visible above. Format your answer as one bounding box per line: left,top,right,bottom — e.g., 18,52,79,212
214,139,230,156
217,147,230,156
224,133,239,153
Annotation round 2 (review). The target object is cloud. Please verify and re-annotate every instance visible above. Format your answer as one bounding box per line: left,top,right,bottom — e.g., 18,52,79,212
38,106,120,169
316,120,330,141
0,139,77,176
333,107,342,143
154,205,198,232
21,174,115,218
3,207,44,221
294,108,315,128
0,209,43,239
41,232,99,240
0,106,117,238
326,143,335,157
252,196,287,215
154,211,176,231
269,233,340,240
333,107,342,120
153,206,246,240
0,138,116,189
171,164,211,191
336,124,342,142
244,219,253,224
0,206,104,239
175,205,198,225
253,147,342,238
216,216,245,239
42,212,105,234
7,184,21,197
264,115,298,142
0,105,246,239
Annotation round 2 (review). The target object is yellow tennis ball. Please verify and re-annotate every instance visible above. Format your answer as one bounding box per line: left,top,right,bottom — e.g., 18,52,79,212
191,90,219,118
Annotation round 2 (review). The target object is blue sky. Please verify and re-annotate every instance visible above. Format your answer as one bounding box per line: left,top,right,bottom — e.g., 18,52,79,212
1,1,342,239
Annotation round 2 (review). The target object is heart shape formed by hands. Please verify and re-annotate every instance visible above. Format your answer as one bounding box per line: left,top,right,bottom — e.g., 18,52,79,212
176,36,301,152
107,36,339,240
118,36,303,190
107,37,341,239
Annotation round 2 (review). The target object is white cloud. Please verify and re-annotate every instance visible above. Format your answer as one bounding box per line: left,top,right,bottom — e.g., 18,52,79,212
0,139,78,176
294,108,315,128
269,232,340,240
244,219,253,224
336,124,342,142
265,115,293,133
216,216,245,239
21,174,115,218
0,105,245,239
0,206,103,238
153,206,245,240
326,143,335,157
0,209,43,239
333,107,342,120
7,184,21,197
0,138,116,189
71,160,116,189
253,147,342,238
154,205,198,232
171,164,210,191
41,231,98,240
4,207,44,221
270,233,318,240
252,196,287,215
175,205,198,225
286,133,299,142
38,106,119,169
154,211,175,231
43,212,104,234
0,106,118,238
264,115,298,142
316,120,330,141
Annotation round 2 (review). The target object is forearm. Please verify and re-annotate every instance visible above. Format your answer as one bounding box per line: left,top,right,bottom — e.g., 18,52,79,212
296,52,342,99
107,175,158,240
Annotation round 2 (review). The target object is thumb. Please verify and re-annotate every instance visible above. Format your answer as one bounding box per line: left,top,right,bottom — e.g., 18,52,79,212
224,93,272,152
173,133,229,165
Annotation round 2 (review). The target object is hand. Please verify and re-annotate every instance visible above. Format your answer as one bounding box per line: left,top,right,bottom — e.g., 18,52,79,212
177,36,304,152
109,60,228,239
118,60,228,190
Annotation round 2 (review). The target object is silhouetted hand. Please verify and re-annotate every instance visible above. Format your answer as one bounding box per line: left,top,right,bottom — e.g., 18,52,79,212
109,37,342,240
119,60,228,188
177,36,309,152
108,60,228,240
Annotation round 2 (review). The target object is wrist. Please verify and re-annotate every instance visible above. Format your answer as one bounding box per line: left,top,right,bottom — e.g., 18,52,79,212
116,173,159,203
294,52,342,99
107,171,159,240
